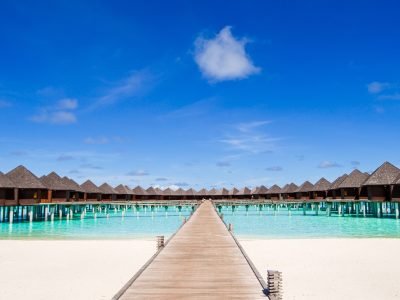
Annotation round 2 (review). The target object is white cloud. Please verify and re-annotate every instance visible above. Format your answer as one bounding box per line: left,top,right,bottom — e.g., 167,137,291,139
127,170,149,176
265,166,283,171
237,120,271,132
378,93,400,100
318,161,341,168
30,98,78,125
84,137,110,145
194,26,260,82
367,81,390,94
93,71,151,108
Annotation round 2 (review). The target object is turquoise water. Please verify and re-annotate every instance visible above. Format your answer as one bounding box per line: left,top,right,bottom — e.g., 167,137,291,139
221,205,400,238
1,205,400,239
0,206,191,240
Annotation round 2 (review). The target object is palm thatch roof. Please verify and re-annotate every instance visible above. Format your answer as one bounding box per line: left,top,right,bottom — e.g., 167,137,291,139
257,185,269,194
229,187,239,196
282,183,298,193
251,186,259,194
62,177,84,192
280,184,289,193
296,181,314,193
41,172,71,190
237,187,251,195
329,174,348,190
266,184,281,194
197,188,208,196
115,184,134,195
219,188,230,196
338,169,369,189
80,180,102,194
363,162,400,186
174,188,186,196
146,187,160,195
6,165,45,189
311,178,331,191
0,171,15,188
132,186,148,195
163,188,173,196
185,188,197,196
155,187,163,194
208,188,218,195
99,183,117,194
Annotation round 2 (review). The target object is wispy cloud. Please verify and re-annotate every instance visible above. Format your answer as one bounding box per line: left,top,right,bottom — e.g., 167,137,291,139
9,150,28,156
84,137,110,145
265,166,283,171
57,154,75,162
318,161,342,168
220,135,279,154
80,163,103,170
127,170,149,176
92,71,152,108
155,177,168,182
367,81,390,94
173,182,189,187
0,100,12,108
216,161,231,167
378,93,400,100
194,26,260,82
30,98,78,125
237,120,271,133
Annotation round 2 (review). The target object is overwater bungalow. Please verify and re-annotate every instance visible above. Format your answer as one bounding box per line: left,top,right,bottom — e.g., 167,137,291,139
62,177,85,201
208,188,218,199
311,178,331,200
185,188,197,200
114,184,134,201
281,183,298,200
392,177,400,201
327,174,348,199
146,187,162,200
0,172,16,206
295,181,314,200
229,187,239,199
162,188,174,200
218,188,230,199
266,184,281,201
197,188,208,199
131,186,148,200
174,188,186,200
6,166,47,205
237,187,251,199
337,169,369,200
362,162,400,201
80,180,102,202
255,185,269,199
99,183,118,201
40,172,73,203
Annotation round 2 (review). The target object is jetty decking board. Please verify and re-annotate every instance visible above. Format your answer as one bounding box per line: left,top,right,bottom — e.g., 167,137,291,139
118,200,266,299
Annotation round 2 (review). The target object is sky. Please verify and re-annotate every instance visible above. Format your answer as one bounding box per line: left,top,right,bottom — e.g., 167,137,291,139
1,0,400,189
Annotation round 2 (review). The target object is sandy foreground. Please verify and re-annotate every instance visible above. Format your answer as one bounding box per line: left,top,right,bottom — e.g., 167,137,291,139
0,239,399,300
240,238,400,300
0,240,155,300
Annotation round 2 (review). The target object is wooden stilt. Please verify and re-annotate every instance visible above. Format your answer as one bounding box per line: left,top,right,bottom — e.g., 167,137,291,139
395,202,399,219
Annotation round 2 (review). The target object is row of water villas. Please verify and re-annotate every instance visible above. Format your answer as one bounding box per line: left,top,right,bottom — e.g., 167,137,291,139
1,162,400,222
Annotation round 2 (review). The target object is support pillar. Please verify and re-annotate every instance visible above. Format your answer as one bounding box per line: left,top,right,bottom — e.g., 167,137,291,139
395,202,399,219
9,206,14,224
326,203,331,217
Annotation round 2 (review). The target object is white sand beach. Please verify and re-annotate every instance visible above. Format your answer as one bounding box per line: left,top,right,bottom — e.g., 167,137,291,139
1,238,400,299
241,238,400,300
0,240,155,300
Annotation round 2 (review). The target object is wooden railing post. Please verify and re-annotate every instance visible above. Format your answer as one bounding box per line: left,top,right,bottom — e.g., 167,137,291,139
157,235,165,251
266,270,282,300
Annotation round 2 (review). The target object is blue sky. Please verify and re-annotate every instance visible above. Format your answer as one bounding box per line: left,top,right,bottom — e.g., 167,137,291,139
1,0,400,189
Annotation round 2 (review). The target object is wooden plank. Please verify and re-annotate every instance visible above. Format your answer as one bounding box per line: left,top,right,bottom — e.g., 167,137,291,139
117,200,266,299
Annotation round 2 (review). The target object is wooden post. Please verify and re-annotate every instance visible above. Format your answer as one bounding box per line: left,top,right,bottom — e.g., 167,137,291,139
395,202,399,219
302,204,306,215
376,202,382,218
157,235,165,251
9,206,13,224
266,270,283,300
228,223,233,232
326,202,331,217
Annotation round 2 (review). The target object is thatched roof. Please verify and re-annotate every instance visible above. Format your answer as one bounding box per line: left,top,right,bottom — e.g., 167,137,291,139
280,184,289,193
257,185,269,194
0,171,15,188
175,188,186,196
338,169,369,189
6,165,45,189
146,187,160,195
197,188,208,196
115,184,134,195
229,187,239,196
80,180,102,194
266,184,281,194
311,178,331,191
99,183,117,194
41,172,71,190
185,188,197,196
296,181,314,193
155,187,163,194
132,186,148,195
251,186,259,194
219,188,230,196
282,183,298,193
237,187,251,195
363,162,400,186
163,188,173,196
62,177,84,192
208,188,218,195
329,174,348,190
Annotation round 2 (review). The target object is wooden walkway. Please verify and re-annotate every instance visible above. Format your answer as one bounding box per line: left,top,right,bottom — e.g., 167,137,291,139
116,200,266,299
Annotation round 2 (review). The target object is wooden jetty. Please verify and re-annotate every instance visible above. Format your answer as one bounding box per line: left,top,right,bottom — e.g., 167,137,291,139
114,200,267,299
